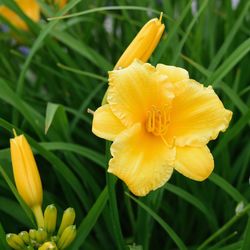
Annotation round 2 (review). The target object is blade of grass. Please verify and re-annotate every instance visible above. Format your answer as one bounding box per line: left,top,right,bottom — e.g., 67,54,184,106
126,192,187,250
207,38,250,87
171,0,209,65
40,142,105,168
0,165,36,227
70,186,108,250
198,204,250,249
209,173,247,204
164,183,218,230
153,0,192,63
106,141,125,250
0,223,10,250
241,216,250,250
47,6,168,21
208,1,250,71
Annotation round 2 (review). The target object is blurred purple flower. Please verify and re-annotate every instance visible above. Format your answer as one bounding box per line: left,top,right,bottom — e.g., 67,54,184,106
18,46,30,56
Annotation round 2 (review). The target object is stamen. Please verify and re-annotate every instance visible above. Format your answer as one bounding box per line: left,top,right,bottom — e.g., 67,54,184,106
159,12,163,23
146,104,171,137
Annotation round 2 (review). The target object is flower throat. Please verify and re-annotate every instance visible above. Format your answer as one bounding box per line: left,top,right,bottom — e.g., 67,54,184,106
146,105,171,136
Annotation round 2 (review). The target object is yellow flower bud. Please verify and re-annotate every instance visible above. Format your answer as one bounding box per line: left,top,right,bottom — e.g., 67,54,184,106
38,241,58,250
57,225,76,249
44,204,57,235
0,0,40,30
18,231,30,244
10,133,44,227
114,13,165,69
29,229,37,241
36,228,47,243
6,233,25,249
57,208,75,236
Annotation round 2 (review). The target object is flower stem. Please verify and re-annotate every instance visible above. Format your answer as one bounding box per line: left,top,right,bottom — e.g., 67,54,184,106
32,205,44,228
198,204,250,249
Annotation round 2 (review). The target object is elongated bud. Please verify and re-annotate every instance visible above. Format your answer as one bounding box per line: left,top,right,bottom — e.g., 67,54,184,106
38,241,58,250
10,133,44,227
114,13,165,69
19,231,30,244
58,208,75,236
36,228,47,243
57,225,76,249
44,204,57,235
6,233,25,249
0,0,40,30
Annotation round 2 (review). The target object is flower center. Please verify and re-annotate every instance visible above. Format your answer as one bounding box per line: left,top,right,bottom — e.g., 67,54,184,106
146,105,171,136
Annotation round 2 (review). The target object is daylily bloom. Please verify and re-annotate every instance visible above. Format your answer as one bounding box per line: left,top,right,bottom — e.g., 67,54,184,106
10,133,44,227
92,60,232,196
0,0,40,30
114,13,165,69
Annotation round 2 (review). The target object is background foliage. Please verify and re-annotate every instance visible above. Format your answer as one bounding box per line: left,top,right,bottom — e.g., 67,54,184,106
0,0,250,249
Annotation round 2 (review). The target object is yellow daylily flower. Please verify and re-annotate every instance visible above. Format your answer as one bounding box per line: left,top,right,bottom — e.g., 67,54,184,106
114,13,165,69
0,0,40,30
92,60,232,196
10,133,44,227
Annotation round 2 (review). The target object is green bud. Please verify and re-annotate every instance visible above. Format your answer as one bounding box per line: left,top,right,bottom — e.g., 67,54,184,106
51,235,58,243
38,241,58,250
57,208,75,236
6,233,25,249
57,225,76,249
36,228,48,243
29,229,37,241
44,204,57,235
19,231,30,244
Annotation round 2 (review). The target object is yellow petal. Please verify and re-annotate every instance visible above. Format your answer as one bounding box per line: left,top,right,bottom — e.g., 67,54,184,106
0,0,40,30
174,146,214,181
115,15,165,69
108,60,174,127
166,79,232,146
10,134,43,208
108,123,175,196
156,64,189,83
92,104,125,141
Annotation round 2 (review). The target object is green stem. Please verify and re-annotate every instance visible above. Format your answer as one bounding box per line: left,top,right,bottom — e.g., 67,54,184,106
32,205,44,228
105,141,125,250
198,204,250,249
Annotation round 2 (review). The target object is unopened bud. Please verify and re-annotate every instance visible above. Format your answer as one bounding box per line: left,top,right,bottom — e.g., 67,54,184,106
38,241,58,250
57,208,75,236
36,227,47,243
6,233,25,249
44,204,57,235
57,225,76,249
19,231,30,244
29,229,37,241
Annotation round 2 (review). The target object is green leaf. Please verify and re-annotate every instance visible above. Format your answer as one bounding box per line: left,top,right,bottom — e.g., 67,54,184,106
209,173,247,204
126,192,187,250
0,223,10,250
164,183,217,230
45,102,69,140
70,187,108,249
0,165,36,227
